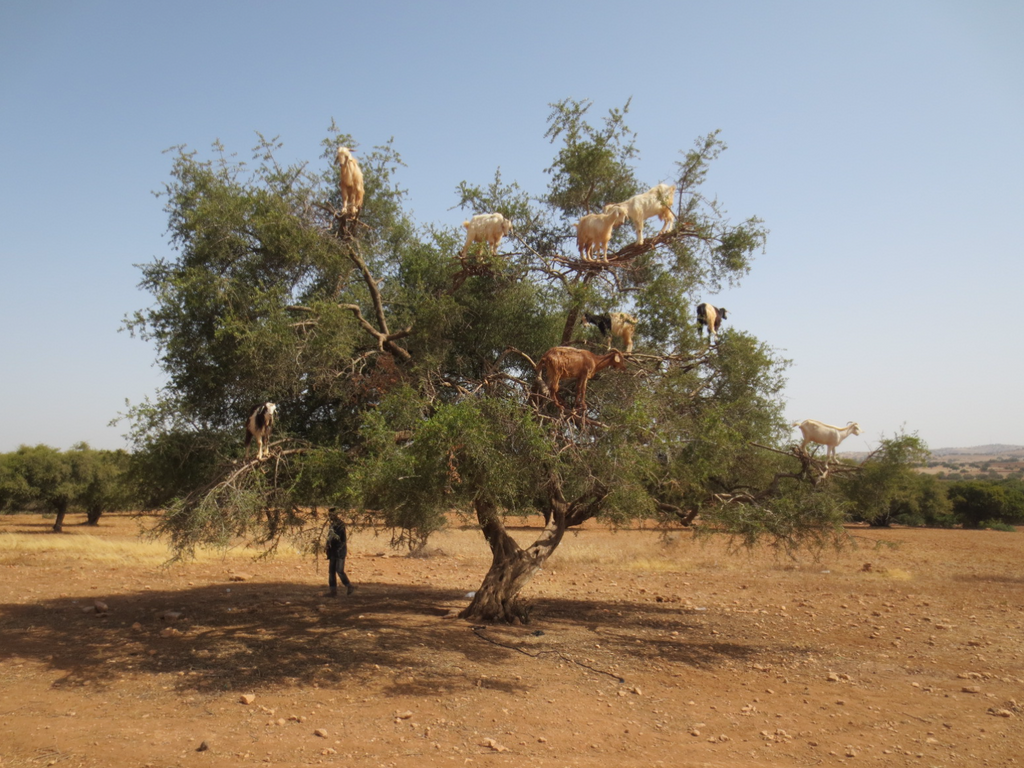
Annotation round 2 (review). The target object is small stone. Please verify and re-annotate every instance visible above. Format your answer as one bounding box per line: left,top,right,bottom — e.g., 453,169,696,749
395,710,413,719
314,728,328,738
239,694,256,705
160,611,183,622
481,738,507,752
131,622,143,631
988,708,1013,718
93,600,108,613
229,573,251,582
962,686,982,694
196,741,209,752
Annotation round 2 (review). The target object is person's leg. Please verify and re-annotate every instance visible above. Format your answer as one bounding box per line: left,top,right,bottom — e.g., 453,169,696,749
328,555,339,596
339,556,354,594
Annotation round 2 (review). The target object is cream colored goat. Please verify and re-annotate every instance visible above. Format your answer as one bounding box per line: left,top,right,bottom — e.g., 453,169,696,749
604,183,676,245
335,147,364,216
793,419,862,460
536,346,626,411
575,206,627,261
461,213,513,256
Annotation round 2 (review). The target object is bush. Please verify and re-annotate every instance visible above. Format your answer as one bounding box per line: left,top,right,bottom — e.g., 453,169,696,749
947,479,1024,529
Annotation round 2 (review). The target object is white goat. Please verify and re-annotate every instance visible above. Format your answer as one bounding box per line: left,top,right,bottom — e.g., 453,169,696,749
461,213,513,256
604,183,676,245
335,147,364,216
575,205,627,261
793,419,862,461
245,402,277,461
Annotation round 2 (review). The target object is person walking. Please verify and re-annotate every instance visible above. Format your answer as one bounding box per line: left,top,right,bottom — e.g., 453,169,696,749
326,509,355,597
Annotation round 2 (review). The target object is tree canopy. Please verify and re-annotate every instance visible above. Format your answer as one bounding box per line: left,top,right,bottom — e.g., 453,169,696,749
125,100,892,622
0,444,133,530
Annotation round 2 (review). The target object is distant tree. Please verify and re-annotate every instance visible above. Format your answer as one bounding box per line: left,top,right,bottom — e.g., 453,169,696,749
0,444,135,530
889,473,954,527
947,479,1024,529
70,444,134,525
0,445,88,531
841,432,931,527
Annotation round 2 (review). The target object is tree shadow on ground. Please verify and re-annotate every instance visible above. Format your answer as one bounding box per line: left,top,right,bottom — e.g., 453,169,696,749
0,580,807,697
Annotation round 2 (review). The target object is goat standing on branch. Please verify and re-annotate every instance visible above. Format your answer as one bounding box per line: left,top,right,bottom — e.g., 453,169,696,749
696,302,728,343
461,213,513,256
535,346,626,411
575,205,626,261
245,402,277,461
582,311,636,354
335,147,364,217
793,419,862,461
604,183,676,245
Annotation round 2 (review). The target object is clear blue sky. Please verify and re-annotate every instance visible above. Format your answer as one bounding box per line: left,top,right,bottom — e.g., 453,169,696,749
2,0,1021,454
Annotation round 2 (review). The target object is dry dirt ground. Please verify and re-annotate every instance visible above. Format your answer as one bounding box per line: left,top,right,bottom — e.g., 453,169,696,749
1,514,1023,768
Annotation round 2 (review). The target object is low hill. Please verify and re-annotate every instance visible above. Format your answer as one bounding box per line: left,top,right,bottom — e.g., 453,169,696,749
929,444,1024,458
838,445,1024,479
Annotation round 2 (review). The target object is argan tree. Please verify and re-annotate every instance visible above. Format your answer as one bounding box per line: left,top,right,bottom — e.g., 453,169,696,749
0,444,132,530
126,101,851,622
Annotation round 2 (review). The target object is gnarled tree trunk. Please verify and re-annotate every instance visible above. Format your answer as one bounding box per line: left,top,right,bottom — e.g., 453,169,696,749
52,501,69,533
460,478,607,623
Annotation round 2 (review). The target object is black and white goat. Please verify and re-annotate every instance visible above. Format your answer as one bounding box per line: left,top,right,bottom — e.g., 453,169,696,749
581,311,636,354
696,303,728,343
245,402,277,461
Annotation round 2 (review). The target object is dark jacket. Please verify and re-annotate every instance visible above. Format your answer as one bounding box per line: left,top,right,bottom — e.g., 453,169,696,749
326,519,347,559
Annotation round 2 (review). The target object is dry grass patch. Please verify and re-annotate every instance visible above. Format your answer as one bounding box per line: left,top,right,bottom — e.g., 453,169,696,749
0,524,308,567
0,532,171,566
878,567,913,581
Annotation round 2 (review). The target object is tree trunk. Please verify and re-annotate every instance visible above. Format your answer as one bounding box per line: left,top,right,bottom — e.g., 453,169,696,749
52,502,68,533
85,506,103,525
460,478,607,623
459,495,565,623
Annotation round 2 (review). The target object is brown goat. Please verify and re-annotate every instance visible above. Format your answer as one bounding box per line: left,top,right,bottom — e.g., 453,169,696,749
536,346,626,411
